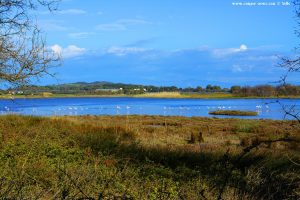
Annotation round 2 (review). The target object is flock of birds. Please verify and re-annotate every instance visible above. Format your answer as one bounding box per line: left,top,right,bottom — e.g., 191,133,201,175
0,104,271,116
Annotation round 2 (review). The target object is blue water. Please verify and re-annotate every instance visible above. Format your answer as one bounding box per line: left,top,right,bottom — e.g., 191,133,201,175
0,97,299,120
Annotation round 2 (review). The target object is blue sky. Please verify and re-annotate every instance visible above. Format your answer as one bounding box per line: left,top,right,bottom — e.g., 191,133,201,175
37,0,298,87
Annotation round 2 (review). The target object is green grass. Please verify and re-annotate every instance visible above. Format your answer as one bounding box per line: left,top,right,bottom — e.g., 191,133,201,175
0,115,298,199
209,110,258,116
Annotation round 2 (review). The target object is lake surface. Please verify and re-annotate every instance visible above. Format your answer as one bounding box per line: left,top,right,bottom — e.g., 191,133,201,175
0,97,299,120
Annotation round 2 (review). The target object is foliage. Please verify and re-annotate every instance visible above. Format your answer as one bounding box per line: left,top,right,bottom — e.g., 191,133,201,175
231,84,300,97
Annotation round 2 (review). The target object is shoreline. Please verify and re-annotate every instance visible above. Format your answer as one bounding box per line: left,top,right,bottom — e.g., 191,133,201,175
1,93,300,100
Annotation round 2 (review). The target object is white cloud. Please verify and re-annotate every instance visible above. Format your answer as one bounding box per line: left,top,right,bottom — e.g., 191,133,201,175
213,44,248,57
39,8,86,15
106,46,147,56
39,20,70,31
245,55,278,61
239,44,248,51
96,24,126,31
57,9,86,15
116,19,151,26
68,32,95,39
51,44,86,58
64,45,86,58
232,64,253,73
51,44,63,56
96,18,151,31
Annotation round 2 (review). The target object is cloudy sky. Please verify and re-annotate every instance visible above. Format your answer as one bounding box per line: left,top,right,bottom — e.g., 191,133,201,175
37,0,298,87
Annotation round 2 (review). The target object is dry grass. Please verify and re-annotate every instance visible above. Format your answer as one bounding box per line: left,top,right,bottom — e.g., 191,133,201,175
61,115,300,153
134,92,183,98
0,115,298,199
135,92,234,99
209,110,258,116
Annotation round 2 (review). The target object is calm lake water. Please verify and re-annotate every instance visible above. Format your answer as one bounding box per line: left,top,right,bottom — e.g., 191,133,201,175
0,97,299,120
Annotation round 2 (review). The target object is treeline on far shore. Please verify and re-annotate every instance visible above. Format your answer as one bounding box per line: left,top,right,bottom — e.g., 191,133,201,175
1,81,300,97
230,84,300,97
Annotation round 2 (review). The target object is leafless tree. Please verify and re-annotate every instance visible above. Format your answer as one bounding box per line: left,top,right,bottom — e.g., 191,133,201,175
279,0,300,83
278,0,300,121
0,0,61,86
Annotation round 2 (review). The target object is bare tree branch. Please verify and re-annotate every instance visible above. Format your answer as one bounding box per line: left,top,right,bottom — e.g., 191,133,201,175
0,0,61,86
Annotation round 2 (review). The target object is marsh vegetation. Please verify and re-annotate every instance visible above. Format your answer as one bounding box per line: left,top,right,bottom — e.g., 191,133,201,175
209,110,258,116
0,115,299,199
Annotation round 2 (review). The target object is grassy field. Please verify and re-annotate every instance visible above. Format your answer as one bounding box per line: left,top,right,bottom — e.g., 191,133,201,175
0,115,299,199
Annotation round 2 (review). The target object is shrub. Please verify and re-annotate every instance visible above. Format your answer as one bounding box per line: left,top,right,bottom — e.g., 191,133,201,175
188,132,204,144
